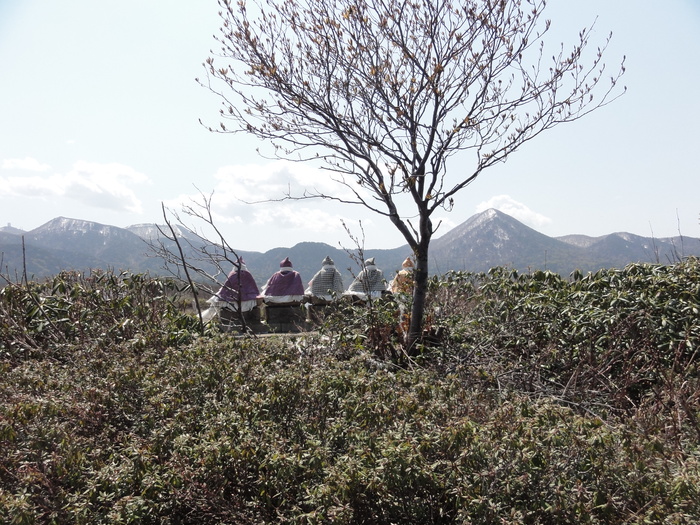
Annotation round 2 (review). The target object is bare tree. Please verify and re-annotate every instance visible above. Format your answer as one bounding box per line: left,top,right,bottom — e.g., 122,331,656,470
147,191,255,334
159,202,205,334
199,0,625,351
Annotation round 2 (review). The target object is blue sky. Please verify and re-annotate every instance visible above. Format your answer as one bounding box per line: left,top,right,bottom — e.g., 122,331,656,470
1,0,699,252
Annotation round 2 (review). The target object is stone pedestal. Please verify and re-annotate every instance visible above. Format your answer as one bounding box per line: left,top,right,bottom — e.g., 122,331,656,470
264,303,308,333
306,302,333,326
219,306,268,334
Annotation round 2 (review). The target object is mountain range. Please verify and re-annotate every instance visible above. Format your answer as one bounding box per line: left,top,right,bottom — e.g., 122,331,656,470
1,210,698,286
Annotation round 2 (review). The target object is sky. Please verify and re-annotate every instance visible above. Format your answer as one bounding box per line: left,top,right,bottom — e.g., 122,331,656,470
1,0,699,252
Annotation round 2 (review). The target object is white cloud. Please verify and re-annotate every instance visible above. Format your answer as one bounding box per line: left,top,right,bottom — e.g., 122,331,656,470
1,157,51,172
165,159,361,231
163,174,352,238
476,195,552,228
210,160,358,207
249,205,350,233
432,216,460,236
0,174,64,198
0,160,150,213
165,160,420,249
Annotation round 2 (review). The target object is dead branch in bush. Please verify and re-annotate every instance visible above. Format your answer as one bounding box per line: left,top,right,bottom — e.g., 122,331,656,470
146,191,255,334
160,202,204,334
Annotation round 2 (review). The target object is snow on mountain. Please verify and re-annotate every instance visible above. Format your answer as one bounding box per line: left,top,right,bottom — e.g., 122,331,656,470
2,211,700,280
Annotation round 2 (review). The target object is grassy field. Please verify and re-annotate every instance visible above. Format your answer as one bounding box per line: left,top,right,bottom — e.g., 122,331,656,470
1,262,699,524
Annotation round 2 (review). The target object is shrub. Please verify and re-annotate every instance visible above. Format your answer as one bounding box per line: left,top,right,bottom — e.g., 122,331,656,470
2,261,700,523
0,270,200,362
319,295,406,362
425,259,700,448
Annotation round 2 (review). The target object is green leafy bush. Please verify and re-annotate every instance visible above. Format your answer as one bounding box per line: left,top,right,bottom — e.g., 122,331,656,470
429,259,700,421
1,261,700,523
319,295,406,361
0,270,200,361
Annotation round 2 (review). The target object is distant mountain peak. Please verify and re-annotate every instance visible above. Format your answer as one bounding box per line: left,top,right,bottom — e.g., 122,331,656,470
437,208,537,245
32,216,115,235
461,208,529,231
0,223,26,235
127,223,198,241
2,212,700,280
469,207,502,223
481,208,500,219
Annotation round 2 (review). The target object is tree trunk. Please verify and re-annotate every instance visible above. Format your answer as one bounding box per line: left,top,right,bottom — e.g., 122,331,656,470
406,248,428,354
406,219,431,354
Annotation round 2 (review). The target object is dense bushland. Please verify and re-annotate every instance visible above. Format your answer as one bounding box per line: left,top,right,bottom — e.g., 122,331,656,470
0,270,200,361
1,261,699,523
427,261,700,421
